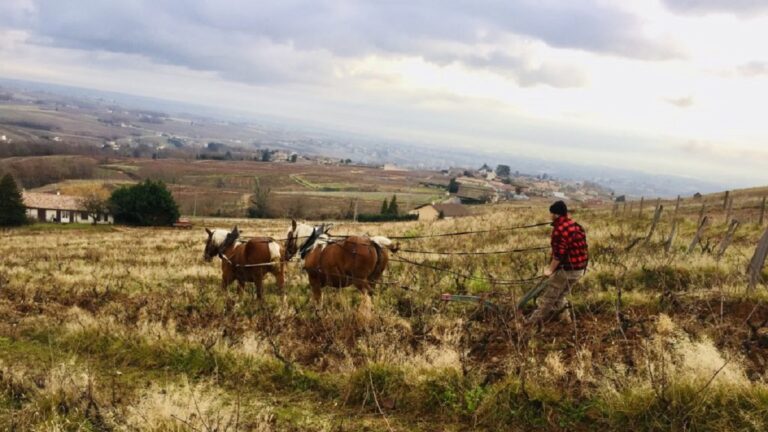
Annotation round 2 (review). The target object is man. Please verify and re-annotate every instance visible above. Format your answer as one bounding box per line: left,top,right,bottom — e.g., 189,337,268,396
526,200,588,325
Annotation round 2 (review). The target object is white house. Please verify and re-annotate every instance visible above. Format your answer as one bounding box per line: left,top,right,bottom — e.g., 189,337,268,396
410,203,470,221
22,192,113,224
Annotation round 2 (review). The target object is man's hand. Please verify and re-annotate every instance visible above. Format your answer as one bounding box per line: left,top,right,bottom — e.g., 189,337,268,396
544,258,560,277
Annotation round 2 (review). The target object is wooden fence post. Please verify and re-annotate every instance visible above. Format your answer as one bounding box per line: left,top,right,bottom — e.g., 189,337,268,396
747,228,768,292
665,220,678,254
612,202,619,217
622,202,627,217
725,196,734,226
639,197,645,218
673,195,681,221
688,216,709,254
697,202,707,227
645,203,663,244
759,196,766,226
723,190,730,210
716,219,740,261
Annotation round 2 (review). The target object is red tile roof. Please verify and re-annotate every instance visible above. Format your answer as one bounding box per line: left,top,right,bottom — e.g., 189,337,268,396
22,192,84,211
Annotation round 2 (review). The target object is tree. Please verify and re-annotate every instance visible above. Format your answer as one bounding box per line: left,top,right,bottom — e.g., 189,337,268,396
380,198,389,215
448,177,459,193
79,191,108,225
290,154,298,163
260,149,271,162
109,180,180,226
247,177,272,218
387,195,399,215
0,174,26,226
495,164,511,177
343,199,356,220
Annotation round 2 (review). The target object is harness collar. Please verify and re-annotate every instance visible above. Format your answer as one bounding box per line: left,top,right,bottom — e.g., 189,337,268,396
299,227,321,259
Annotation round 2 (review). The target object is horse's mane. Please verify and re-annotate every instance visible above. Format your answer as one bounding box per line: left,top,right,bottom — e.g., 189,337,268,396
292,223,330,257
209,229,231,249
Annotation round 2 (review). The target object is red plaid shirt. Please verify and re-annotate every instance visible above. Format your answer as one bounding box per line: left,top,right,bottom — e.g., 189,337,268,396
551,216,589,271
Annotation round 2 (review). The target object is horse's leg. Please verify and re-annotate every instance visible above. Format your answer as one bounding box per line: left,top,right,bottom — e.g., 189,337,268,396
254,274,264,301
221,272,234,292
276,263,286,303
354,280,374,325
309,274,323,306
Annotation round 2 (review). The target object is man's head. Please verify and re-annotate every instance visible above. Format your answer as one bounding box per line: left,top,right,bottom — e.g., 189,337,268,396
549,200,568,220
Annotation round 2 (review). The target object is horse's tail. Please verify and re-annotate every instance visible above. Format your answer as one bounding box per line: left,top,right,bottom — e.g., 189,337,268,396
370,236,399,253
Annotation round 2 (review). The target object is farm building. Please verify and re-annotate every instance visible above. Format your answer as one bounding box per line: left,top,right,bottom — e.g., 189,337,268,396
22,192,113,224
410,203,470,221
456,184,496,204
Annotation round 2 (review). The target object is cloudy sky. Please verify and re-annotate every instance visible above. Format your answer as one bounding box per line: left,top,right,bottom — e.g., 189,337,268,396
1,0,767,186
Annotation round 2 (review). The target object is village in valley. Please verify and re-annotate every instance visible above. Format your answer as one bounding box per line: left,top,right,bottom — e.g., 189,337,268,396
0,82,615,225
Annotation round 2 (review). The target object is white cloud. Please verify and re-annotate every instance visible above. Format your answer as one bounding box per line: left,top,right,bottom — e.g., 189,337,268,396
0,0,768,186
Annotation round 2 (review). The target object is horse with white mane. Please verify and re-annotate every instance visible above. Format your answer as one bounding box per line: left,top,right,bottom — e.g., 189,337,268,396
284,219,397,305
203,226,285,300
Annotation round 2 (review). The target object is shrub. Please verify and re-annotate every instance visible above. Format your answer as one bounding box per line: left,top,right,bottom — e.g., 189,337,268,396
357,213,418,223
109,179,179,226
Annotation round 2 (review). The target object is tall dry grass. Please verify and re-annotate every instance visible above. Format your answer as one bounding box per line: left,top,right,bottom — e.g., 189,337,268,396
1,202,768,430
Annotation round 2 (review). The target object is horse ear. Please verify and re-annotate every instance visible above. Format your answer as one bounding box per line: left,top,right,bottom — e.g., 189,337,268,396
205,227,212,236
291,219,297,230
232,226,239,237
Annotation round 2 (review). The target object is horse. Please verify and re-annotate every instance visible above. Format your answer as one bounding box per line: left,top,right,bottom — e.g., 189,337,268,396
203,226,285,300
284,219,397,305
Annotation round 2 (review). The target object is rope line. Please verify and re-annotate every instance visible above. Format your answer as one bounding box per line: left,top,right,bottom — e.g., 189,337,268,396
397,245,549,255
382,221,551,240
239,221,550,242
220,221,552,288
391,256,545,286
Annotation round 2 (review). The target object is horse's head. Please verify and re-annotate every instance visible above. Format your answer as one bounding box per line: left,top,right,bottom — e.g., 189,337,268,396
203,226,240,262
285,219,322,261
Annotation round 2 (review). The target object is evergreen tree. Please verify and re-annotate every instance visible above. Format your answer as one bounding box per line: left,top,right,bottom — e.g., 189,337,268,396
0,174,27,226
261,149,271,162
380,198,389,215
448,177,459,193
495,164,511,177
109,179,180,226
387,195,399,215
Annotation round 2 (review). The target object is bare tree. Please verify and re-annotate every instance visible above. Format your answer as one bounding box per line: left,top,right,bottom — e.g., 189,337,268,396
79,192,108,224
247,177,272,218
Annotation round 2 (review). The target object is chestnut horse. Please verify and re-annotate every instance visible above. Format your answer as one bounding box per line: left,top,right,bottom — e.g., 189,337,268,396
284,220,397,304
203,226,285,300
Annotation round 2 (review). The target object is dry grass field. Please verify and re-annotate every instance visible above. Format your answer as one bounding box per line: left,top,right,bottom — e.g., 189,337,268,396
2,200,768,431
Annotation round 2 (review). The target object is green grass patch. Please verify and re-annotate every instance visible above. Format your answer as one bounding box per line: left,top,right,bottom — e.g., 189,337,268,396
13,222,118,233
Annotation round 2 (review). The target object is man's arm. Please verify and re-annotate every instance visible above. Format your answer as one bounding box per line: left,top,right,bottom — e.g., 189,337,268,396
547,223,567,276
544,258,560,276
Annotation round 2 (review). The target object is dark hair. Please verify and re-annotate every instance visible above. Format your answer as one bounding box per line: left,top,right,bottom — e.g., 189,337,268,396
549,200,568,217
